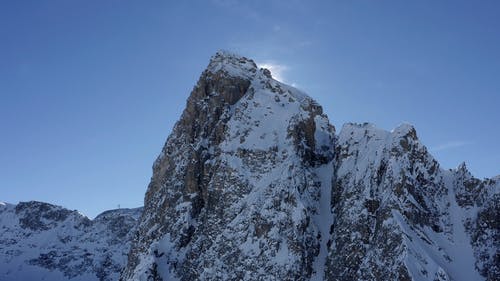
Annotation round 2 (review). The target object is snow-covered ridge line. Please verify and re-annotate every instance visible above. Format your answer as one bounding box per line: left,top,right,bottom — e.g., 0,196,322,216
0,200,142,220
0,200,143,281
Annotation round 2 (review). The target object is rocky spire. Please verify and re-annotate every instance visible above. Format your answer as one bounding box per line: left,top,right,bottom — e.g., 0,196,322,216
121,51,336,280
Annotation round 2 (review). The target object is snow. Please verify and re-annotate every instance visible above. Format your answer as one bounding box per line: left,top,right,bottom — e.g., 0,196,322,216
336,121,491,280
207,50,258,80
127,51,339,280
310,162,334,281
337,122,391,186
216,64,319,159
155,235,180,281
441,172,483,281
391,122,416,136
393,200,483,281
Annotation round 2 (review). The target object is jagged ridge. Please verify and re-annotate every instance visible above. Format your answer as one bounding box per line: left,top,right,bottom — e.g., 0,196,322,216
0,201,142,281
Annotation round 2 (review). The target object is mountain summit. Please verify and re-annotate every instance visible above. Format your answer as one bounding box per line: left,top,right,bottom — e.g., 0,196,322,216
120,52,499,281
122,50,336,280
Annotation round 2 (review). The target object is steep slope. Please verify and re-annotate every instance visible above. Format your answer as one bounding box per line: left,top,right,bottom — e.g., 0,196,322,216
326,123,499,281
121,51,336,280
0,201,142,281
450,165,499,281
121,51,498,281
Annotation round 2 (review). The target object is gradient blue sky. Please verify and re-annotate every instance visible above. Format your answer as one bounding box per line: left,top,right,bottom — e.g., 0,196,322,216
1,1,499,218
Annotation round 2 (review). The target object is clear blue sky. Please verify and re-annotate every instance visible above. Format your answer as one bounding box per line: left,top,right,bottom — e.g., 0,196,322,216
1,1,499,218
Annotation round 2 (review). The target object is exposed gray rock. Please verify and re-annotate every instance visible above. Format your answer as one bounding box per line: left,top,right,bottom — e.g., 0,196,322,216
453,166,500,281
121,50,336,280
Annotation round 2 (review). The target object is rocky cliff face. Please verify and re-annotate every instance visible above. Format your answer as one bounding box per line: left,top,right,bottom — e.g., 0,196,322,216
452,167,499,281
0,201,142,281
327,123,499,281
121,51,336,280
121,51,499,281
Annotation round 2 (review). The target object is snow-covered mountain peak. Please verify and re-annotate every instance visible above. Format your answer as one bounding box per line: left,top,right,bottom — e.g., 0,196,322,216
339,122,418,143
207,50,258,80
391,122,417,139
337,122,427,167
188,51,310,114
94,207,143,221
455,161,472,175
13,201,89,232
338,122,387,141
123,52,336,280
0,201,13,214
14,200,76,215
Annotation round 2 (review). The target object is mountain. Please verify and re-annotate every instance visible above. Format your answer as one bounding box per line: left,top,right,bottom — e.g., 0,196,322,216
121,51,499,281
328,123,499,281
0,201,142,281
1,51,497,281
121,51,336,281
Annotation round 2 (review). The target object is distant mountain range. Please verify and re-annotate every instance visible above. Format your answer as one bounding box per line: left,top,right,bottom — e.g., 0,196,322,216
0,201,141,281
